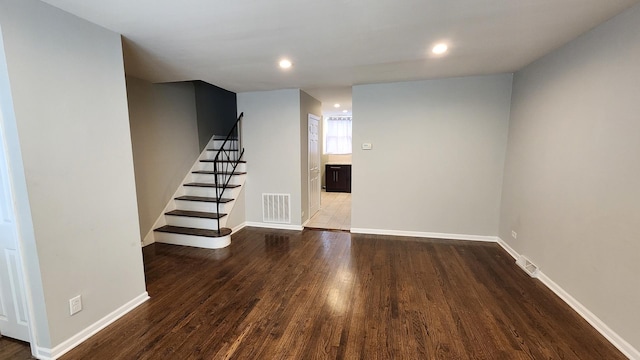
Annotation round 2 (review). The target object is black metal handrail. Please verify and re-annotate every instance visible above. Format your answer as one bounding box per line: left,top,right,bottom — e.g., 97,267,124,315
213,112,244,234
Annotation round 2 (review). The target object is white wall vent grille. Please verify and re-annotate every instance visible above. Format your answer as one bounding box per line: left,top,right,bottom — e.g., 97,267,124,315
516,255,540,278
262,193,291,224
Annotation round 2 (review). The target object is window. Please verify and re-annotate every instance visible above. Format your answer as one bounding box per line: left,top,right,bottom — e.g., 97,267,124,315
324,116,352,154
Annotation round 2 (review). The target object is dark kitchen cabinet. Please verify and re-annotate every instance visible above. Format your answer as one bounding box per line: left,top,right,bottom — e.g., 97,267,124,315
325,164,351,193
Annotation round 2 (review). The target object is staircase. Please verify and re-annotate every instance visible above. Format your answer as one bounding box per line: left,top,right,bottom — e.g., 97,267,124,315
153,113,245,249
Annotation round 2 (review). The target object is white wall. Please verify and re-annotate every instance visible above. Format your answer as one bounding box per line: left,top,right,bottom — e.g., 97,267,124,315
225,185,245,230
126,77,199,239
352,75,512,236
500,3,640,353
0,0,146,349
0,20,51,348
238,89,302,226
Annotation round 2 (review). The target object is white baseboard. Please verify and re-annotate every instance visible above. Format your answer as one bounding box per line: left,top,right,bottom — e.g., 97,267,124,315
231,222,247,234
350,227,499,242
244,222,303,231
142,229,155,247
35,292,150,360
537,272,639,359
496,238,639,360
496,237,519,260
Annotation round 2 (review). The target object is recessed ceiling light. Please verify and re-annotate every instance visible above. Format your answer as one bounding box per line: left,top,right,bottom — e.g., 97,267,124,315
342,110,348,113
279,59,292,69
432,43,448,55
334,103,341,108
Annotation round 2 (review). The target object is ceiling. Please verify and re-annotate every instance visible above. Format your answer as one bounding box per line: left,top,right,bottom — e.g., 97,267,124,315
42,0,637,107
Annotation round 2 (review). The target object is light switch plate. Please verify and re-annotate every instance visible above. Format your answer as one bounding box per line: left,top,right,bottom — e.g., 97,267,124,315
362,143,372,150
69,295,82,315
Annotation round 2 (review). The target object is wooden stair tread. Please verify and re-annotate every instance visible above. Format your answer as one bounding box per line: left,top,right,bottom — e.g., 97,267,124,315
192,170,247,175
184,183,241,188
165,210,227,219
200,159,246,163
154,225,231,237
175,195,234,203
206,148,239,151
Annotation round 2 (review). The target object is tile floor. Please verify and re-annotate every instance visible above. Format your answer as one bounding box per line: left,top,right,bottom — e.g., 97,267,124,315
305,190,351,231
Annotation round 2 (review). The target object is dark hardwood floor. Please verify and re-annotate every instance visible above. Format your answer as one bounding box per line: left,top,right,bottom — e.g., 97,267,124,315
0,337,32,359
6,227,626,359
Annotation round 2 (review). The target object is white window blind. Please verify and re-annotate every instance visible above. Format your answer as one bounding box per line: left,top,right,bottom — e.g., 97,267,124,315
325,116,352,154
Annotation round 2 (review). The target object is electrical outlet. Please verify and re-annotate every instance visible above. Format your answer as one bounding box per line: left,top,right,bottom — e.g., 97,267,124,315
511,231,518,239
69,295,82,316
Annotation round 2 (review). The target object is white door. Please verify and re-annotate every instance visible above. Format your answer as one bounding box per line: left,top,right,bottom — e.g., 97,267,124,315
308,114,321,218
0,114,30,342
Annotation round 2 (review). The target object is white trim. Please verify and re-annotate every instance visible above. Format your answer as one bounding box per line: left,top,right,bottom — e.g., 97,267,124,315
245,222,303,231
34,346,53,360
231,222,246,235
142,229,155,247
496,237,519,260
155,233,230,249
35,292,149,360
496,238,640,360
537,272,639,359
350,228,499,242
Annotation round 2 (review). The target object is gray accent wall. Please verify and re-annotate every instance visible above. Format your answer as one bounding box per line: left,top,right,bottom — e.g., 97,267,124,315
126,77,200,239
193,81,237,151
0,0,146,348
300,91,322,224
238,89,302,225
500,4,640,351
352,75,513,236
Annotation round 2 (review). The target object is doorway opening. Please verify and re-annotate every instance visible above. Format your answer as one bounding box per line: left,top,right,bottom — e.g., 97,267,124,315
305,103,352,231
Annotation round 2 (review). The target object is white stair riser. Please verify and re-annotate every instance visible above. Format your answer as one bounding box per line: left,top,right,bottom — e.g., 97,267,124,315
175,200,234,213
183,186,239,198
155,232,230,249
211,139,238,149
165,215,225,229
198,162,246,172
190,173,244,184
203,151,241,161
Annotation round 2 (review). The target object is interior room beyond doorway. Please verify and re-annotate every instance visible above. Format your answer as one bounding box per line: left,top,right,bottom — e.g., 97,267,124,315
304,87,353,232
306,190,351,231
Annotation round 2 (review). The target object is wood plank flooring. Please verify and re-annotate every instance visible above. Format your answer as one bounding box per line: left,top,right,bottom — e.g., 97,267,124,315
0,337,32,359
8,227,626,359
